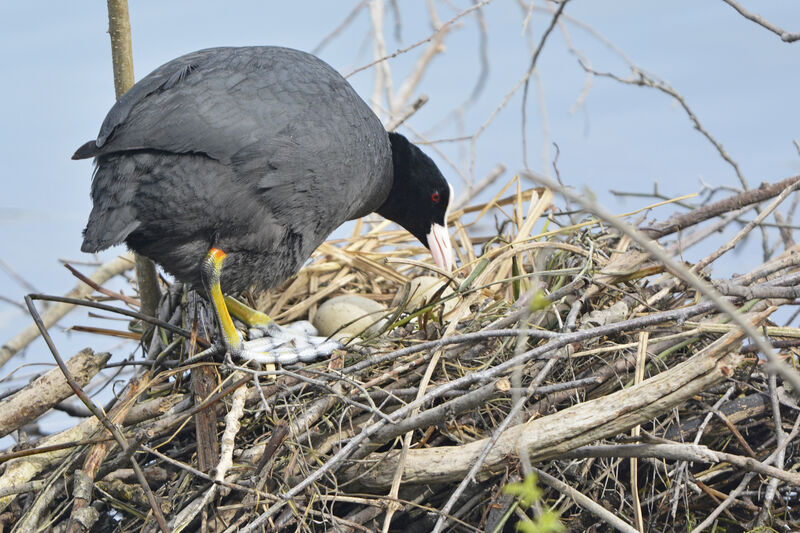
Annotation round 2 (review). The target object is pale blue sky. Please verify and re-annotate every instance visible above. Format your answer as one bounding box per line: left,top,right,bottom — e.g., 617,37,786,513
0,2,798,384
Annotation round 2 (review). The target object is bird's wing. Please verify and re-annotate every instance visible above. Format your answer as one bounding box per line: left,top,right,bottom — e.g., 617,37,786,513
76,46,391,223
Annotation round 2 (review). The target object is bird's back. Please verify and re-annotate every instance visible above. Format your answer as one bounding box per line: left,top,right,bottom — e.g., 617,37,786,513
77,46,392,292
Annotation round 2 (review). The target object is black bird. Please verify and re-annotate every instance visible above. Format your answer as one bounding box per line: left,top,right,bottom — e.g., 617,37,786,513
74,46,453,363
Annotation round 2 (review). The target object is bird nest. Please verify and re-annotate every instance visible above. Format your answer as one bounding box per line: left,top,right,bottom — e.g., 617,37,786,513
2,176,800,532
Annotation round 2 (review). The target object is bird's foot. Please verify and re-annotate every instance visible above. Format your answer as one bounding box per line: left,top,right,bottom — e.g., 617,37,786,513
219,295,340,365
233,320,341,365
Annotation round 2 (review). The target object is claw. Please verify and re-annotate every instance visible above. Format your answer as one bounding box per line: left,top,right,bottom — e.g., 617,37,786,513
239,339,341,364
237,320,341,364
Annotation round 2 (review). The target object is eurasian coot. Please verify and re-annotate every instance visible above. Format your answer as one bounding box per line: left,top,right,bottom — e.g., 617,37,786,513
74,46,453,362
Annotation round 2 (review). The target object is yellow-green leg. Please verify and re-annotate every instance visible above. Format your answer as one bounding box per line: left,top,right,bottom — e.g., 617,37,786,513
223,293,280,374
224,295,280,334
201,248,243,354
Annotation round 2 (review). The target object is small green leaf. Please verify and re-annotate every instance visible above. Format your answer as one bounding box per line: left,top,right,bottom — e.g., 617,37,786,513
502,474,542,508
515,510,565,533
458,257,490,292
528,290,550,312
505,475,565,533
512,257,522,300
533,510,566,533
516,521,538,533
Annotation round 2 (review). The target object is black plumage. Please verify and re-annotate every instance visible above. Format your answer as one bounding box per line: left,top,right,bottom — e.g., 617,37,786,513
75,45,453,298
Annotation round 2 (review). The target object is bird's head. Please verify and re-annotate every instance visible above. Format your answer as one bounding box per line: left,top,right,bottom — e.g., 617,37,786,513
378,132,454,273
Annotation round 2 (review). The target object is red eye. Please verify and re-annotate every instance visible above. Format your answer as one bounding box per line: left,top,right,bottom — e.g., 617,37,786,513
431,192,441,203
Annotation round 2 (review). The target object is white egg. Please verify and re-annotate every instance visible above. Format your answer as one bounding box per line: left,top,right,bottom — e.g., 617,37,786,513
313,295,387,340
398,276,456,316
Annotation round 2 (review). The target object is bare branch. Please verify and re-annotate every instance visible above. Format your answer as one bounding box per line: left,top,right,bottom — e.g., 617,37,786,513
521,0,569,169
580,62,749,190
346,0,493,79
643,175,800,239
535,468,640,533
721,0,800,42
0,255,134,368
312,0,368,55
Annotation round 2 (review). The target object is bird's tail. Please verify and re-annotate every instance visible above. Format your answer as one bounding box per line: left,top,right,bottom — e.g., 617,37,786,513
81,157,141,252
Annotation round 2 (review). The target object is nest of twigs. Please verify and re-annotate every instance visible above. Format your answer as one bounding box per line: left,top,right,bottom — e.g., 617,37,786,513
2,176,800,532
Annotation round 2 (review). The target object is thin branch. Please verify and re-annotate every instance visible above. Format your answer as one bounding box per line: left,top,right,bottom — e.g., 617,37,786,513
535,468,639,533
24,296,169,532
754,373,786,525
521,0,568,169
312,0,368,55
693,179,800,271
0,255,134,368
721,0,800,42
564,443,800,485
693,413,800,532
28,293,199,344
346,0,493,78
431,358,559,533
106,0,162,319
580,62,749,191
643,175,800,239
